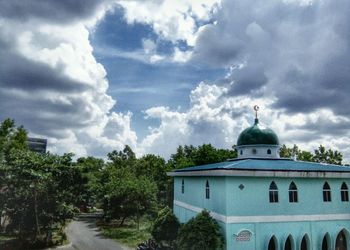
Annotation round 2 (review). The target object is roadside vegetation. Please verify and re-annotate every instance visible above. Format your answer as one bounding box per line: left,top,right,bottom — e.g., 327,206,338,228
0,118,345,249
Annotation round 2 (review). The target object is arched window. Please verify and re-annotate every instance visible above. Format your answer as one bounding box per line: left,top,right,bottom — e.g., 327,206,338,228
301,234,310,250
284,235,293,250
267,149,272,155
322,234,329,250
289,182,298,203
268,236,277,250
335,230,347,250
252,148,257,154
341,182,349,202
323,182,331,202
205,180,210,199
181,179,184,194
240,150,243,155
269,181,278,203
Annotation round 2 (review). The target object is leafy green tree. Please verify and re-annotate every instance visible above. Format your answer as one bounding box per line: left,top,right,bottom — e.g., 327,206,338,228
168,145,196,170
177,210,224,250
279,144,299,159
102,166,157,228
0,118,27,163
168,144,237,170
135,154,170,205
0,119,81,245
151,206,180,248
280,144,343,165
107,145,136,167
1,149,78,243
297,150,314,162
314,145,343,165
76,156,105,210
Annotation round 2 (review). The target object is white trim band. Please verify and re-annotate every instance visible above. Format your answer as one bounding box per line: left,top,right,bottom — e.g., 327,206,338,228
168,169,350,178
174,200,350,224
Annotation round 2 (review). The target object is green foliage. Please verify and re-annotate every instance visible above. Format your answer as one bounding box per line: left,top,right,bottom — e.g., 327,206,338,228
107,145,136,166
0,119,81,246
168,144,237,169
75,156,105,210
135,154,170,204
0,118,27,163
314,145,343,165
1,149,79,241
177,210,224,250
280,144,343,165
101,148,158,226
151,206,180,247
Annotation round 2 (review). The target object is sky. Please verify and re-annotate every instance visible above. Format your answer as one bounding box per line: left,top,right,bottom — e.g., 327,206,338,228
0,0,350,162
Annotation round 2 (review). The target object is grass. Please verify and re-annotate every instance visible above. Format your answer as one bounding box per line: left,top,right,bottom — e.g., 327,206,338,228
0,235,16,242
100,218,152,248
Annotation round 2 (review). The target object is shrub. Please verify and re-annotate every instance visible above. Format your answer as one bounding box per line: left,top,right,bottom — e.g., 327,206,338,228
177,210,224,250
151,207,180,248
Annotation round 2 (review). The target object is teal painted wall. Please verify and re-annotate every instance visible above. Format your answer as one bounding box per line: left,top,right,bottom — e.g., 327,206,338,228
174,176,228,215
175,177,350,216
173,176,350,250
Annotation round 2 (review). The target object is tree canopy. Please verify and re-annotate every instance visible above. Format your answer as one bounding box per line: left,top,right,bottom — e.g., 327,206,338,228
279,144,343,165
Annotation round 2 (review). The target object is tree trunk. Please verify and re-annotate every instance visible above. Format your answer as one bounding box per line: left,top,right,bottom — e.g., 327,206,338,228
136,205,140,231
119,215,127,226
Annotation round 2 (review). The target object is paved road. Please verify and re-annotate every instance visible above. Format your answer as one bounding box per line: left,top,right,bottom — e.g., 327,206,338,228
51,217,129,250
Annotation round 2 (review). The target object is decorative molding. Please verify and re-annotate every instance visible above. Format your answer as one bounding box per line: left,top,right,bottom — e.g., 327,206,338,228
168,169,350,178
174,200,350,224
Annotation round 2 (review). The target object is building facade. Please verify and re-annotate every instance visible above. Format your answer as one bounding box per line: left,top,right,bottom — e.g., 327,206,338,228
169,116,350,250
27,137,47,153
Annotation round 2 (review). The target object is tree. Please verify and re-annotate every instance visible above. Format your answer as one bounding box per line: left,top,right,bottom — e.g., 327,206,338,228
279,144,343,165
279,144,299,159
177,210,224,250
135,154,170,205
1,149,78,243
151,206,180,248
107,145,136,167
75,156,105,210
168,144,237,170
102,166,157,228
314,145,343,165
0,118,27,163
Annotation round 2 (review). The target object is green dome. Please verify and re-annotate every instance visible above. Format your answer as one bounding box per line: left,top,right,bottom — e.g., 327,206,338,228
237,118,279,146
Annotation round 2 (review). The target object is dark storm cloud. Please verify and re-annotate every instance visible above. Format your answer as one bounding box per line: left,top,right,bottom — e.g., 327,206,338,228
0,0,109,23
0,86,96,138
0,50,90,93
226,64,268,96
193,0,350,116
0,1,109,139
284,113,350,138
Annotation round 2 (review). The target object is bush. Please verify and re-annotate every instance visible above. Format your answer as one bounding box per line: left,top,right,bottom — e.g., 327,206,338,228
177,210,224,250
151,207,180,248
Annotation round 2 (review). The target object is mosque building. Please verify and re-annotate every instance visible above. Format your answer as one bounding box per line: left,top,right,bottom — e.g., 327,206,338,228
168,107,350,250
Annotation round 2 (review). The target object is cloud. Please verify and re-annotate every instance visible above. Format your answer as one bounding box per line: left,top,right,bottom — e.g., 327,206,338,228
117,0,220,63
0,0,111,24
0,1,137,158
118,0,220,45
139,81,350,162
191,0,350,118
1,0,350,164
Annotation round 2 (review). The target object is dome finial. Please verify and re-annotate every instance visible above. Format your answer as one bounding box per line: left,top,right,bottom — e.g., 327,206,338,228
253,105,259,124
